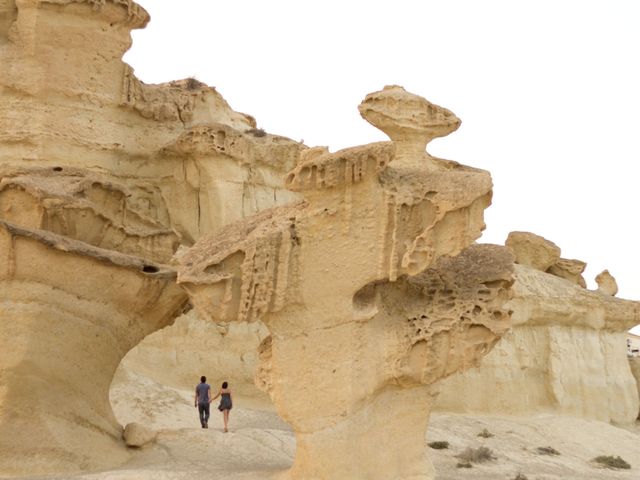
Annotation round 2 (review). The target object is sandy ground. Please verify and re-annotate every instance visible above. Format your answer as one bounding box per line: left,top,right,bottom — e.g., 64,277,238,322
13,369,640,480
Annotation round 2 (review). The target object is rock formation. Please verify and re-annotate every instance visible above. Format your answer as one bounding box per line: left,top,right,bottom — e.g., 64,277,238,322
4,2,635,479
0,0,300,475
178,86,515,479
122,422,156,448
0,219,186,474
547,257,587,287
119,310,270,401
596,269,619,296
505,231,561,271
436,234,640,424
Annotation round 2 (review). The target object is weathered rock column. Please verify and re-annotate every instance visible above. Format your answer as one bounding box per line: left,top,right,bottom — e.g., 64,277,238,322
0,221,187,475
179,86,514,479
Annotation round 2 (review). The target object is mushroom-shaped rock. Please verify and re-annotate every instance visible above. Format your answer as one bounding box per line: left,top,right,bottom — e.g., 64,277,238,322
505,231,561,271
596,269,618,296
254,244,513,479
179,87,511,480
123,423,157,448
547,257,587,287
358,85,460,166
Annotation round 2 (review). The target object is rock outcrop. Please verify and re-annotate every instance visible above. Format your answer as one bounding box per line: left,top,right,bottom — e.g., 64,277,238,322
547,257,587,287
178,86,514,480
506,231,561,271
0,0,301,475
596,269,619,296
0,220,186,474
123,422,156,448
435,259,640,423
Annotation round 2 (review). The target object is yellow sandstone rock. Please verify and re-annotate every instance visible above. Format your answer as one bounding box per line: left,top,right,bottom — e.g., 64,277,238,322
596,269,619,296
122,422,157,448
178,87,514,480
435,262,640,423
0,220,186,474
546,257,587,287
0,0,300,474
505,231,561,271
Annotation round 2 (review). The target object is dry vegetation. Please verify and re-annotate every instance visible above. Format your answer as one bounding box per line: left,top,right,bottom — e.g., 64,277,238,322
592,455,631,469
428,441,450,450
535,446,560,456
477,428,494,438
456,446,496,464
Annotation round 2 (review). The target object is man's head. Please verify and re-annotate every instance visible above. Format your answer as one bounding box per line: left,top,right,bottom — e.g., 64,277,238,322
200,376,206,383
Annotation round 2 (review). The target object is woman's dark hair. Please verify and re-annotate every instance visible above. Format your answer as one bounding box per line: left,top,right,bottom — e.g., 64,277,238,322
222,381,228,389
201,376,206,383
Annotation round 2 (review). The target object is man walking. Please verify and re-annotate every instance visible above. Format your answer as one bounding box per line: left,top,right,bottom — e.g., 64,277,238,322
194,376,212,428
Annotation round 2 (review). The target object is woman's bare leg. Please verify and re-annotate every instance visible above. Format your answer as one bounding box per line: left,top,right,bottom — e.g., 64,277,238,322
223,410,229,432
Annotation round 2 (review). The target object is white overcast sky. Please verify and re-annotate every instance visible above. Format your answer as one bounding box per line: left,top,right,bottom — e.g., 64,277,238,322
126,1,640,320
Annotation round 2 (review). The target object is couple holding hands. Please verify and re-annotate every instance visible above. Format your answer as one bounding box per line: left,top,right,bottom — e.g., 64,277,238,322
195,376,233,432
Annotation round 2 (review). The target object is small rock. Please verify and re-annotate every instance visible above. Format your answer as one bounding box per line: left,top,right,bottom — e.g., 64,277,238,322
123,422,156,447
595,270,618,296
505,231,561,271
547,258,587,287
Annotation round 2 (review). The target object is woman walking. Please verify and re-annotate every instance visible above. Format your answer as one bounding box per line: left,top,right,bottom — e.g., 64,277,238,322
212,381,233,432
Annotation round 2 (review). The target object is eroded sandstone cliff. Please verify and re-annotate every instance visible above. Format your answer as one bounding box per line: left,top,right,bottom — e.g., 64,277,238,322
435,234,640,423
0,0,301,474
177,86,515,479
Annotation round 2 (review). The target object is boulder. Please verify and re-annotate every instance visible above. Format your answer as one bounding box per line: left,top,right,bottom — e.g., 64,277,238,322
123,423,157,448
596,269,619,296
505,231,561,271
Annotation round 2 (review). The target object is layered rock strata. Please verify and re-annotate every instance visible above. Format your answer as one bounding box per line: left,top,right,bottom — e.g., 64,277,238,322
0,0,302,244
0,0,302,474
178,86,515,480
0,220,187,474
436,235,640,423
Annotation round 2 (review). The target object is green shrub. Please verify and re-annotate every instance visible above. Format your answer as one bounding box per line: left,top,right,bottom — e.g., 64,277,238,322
477,428,494,438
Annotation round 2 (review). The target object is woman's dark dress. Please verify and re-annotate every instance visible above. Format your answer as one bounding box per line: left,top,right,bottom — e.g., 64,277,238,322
218,392,232,411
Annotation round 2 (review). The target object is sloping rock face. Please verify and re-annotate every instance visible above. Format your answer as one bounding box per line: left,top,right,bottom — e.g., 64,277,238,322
178,86,515,480
435,262,640,423
0,0,301,475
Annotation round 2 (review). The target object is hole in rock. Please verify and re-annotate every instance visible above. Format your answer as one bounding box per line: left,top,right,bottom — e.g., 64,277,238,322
52,167,63,172
353,281,380,311
142,265,159,273
109,312,292,466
